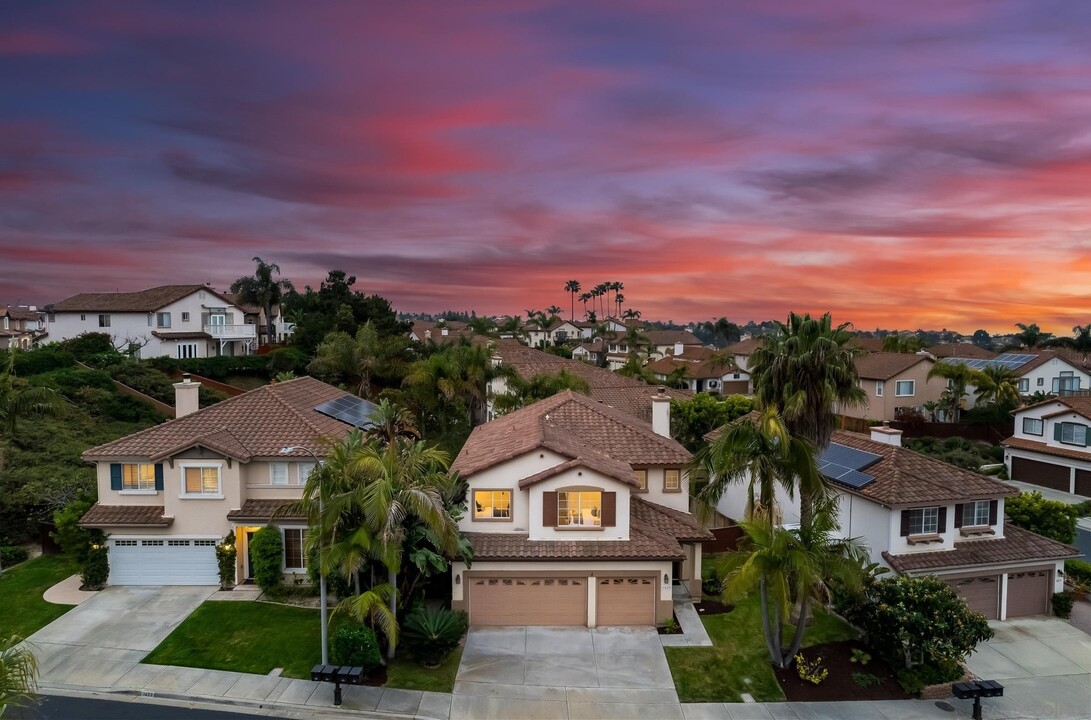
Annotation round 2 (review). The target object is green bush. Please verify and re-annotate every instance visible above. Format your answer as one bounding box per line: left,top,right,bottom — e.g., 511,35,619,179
265,347,309,375
1005,491,1079,544
145,355,272,380
1073,500,1091,517
1065,559,1091,589
0,546,29,566
59,333,116,361
217,531,237,589
1051,591,1075,619
250,526,284,593
851,672,881,688
330,624,383,672
9,346,75,376
896,660,963,696
81,539,109,590
52,499,96,562
402,606,468,667
306,547,354,599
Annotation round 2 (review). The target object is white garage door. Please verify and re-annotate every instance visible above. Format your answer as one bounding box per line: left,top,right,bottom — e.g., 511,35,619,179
110,538,219,586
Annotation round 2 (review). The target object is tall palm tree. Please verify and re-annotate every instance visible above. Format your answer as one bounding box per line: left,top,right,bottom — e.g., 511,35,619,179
0,351,65,435
614,294,624,317
972,365,1021,408
926,361,977,422
0,636,39,716
564,280,581,322
578,292,592,319
591,285,606,319
545,305,563,321
1014,322,1052,349
748,312,865,531
229,257,295,346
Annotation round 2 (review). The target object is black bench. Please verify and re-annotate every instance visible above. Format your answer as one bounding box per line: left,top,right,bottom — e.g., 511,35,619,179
311,664,366,706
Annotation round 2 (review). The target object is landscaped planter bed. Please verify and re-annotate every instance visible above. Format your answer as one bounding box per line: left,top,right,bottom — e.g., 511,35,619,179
773,640,911,702
694,599,733,615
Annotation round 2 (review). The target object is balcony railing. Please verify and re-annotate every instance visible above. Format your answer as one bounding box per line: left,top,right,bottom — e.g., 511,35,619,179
204,323,257,339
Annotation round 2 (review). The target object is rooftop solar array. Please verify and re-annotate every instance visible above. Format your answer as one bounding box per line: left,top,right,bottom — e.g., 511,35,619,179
314,396,379,429
818,443,882,490
941,353,1038,371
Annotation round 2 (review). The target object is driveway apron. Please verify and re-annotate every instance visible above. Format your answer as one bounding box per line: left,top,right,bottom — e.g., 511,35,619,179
26,585,215,689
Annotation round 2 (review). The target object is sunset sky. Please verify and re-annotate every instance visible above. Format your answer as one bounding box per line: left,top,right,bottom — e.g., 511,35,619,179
2,1,1090,333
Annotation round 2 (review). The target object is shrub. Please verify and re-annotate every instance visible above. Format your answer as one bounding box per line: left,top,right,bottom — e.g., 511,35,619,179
795,653,828,685
249,526,284,593
850,649,871,666
217,531,237,590
0,546,29,566
1051,591,1075,619
702,566,724,596
81,538,109,590
1005,491,1079,544
265,347,309,375
330,625,382,672
11,346,75,376
1065,559,1091,590
59,333,116,361
896,659,963,696
52,499,95,562
402,606,468,667
852,672,881,688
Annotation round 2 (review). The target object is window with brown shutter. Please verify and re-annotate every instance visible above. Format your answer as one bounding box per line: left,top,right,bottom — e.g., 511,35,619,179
954,503,964,529
988,500,998,525
542,491,558,527
900,509,911,536
601,492,616,527
937,506,947,533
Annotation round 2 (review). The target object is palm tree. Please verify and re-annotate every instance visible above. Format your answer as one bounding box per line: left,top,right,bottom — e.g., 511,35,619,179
926,361,977,422
492,369,591,415
545,305,563,322
1048,323,1091,353
229,257,295,346
972,365,1021,408
621,308,642,321
614,294,625,317
564,280,581,322
403,340,501,427
612,282,625,316
881,335,922,353
591,285,606,319
578,292,592,319
365,398,421,445
0,636,39,716
307,322,411,400
1014,322,1052,349
0,351,65,435
748,313,865,531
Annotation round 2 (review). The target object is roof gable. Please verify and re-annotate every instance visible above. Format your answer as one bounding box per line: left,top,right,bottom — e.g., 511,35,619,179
854,352,932,380
53,285,236,313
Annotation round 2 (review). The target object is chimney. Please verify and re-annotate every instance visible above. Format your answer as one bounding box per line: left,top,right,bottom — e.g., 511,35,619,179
673,341,684,357
651,386,671,438
870,421,903,447
173,373,201,419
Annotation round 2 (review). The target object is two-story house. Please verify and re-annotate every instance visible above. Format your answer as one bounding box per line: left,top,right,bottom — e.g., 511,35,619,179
0,305,46,350
713,423,1077,619
79,376,375,586
841,353,945,422
945,351,1091,409
450,389,711,626
49,285,257,359
643,330,703,361
646,345,749,394
1003,395,1091,497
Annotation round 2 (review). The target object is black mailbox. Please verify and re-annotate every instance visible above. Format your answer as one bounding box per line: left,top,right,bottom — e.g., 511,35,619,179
312,663,368,706
342,666,364,685
952,679,1005,720
977,680,1004,698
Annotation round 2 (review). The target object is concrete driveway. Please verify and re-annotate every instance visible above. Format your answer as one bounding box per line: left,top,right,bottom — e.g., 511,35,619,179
26,585,214,689
453,626,682,720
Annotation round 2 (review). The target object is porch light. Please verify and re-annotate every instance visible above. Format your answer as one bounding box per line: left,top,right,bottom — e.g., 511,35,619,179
663,573,669,585
455,574,461,585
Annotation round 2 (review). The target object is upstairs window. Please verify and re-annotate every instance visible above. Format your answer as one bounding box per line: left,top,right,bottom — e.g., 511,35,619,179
1022,417,1044,436
182,312,191,322
962,500,991,527
182,465,221,496
1058,422,1088,446
122,463,156,491
270,462,290,486
907,507,939,535
664,469,681,492
1017,378,1030,393
633,469,648,492
473,490,511,520
156,312,171,328
875,381,884,397
297,462,317,484
558,491,601,527
895,380,915,397
98,314,111,328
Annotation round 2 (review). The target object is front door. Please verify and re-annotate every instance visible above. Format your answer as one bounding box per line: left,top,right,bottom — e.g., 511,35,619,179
246,531,256,581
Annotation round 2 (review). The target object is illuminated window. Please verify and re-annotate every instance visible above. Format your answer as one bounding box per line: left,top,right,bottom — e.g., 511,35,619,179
664,469,681,492
473,490,511,520
633,469,647,491
558,491,601,527
121,464,156,491
183,466,221,496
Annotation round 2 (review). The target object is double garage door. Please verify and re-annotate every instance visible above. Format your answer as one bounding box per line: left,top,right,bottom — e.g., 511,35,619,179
945,568,1051,620
110,538,219,586
467,575,655,626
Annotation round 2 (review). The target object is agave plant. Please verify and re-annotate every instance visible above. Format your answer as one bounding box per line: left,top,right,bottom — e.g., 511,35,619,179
401,606,468,667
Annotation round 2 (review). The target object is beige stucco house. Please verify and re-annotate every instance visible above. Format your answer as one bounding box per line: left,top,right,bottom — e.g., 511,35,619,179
841,353,945,422
449,389,711,627
79,376,372,586
1003,395,1091,497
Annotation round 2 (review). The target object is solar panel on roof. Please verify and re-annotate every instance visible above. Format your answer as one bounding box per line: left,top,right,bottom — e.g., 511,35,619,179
315,396,379,429
942,352,1037,372
818,442,881,489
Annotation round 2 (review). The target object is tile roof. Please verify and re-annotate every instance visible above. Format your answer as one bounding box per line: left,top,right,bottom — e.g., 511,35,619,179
1046,394,1091,421
52,285,236,313
646,347,738,379
643,330,702,346
1001,436,1091,462
453,390,691,480
926,343,997,360
517,457,638,489
79,504,173,528
492,340,691,421
222,293,261,315
226,499,306,522
82,376,357,461
829,431,1018,506
631,497,713,542
725,338,765,356
1,307,42,321
1008,350,1088,377
883,524,1079,573
853,352,932,380
850,337,886,353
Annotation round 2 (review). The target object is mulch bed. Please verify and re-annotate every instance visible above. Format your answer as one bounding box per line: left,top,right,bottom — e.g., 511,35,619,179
657,613,683,634
774,640,912,702
693,599,734,615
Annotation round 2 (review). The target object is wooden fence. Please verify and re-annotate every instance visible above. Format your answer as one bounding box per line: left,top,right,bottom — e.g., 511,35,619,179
167,371,247,397
836,415,1012,443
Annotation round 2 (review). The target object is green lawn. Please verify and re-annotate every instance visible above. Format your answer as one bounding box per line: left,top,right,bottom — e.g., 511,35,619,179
665,594,857,703
0,554,79,639
144,600,462,690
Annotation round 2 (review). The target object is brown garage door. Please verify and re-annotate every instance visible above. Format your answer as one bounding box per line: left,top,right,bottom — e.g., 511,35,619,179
1006,569,1051,618
469,576,586,626
946,575,999,620
1075,469,1091,498
596,577,656,625
1011,457,1070,493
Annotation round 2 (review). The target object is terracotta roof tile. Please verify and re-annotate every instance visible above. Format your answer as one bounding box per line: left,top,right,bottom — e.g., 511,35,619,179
53,285,236,313
883,524,1079,573
227,499,306,522
82,376,357,461
632,497,713,542
1001,436,1091,462
643,330,702,346
80,504,172,528
853,352,932,380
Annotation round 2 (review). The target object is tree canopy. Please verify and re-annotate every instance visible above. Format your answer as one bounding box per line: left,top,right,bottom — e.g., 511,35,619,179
283,270,408,354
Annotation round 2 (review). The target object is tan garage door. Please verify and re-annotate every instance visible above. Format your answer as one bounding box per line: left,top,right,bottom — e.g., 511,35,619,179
1011,457,1070,493
1006,569,1051,618
596,577,656,625
469,577,586,626
946,575,999,620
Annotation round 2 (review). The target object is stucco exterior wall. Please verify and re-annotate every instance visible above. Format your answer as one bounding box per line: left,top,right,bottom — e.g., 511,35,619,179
459,450,569,534
842,360,944,421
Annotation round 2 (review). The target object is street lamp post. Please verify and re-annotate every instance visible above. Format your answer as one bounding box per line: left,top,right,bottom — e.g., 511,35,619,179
280,445,328,666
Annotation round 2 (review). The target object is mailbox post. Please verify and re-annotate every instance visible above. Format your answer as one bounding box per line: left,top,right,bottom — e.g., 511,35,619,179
311,664,365,706
953,679,1004,720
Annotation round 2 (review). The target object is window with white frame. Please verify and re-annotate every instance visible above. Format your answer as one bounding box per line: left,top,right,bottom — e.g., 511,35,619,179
875,380,884,397
177,343,198,359
1037,377,1044,386
270,462,290,486
908,507,939,535
98,314,111,328
1059,422,1088,446
182,312,191,322
121,463,156,490
1022,417,1044,436
1017,378,1030,393
283,528,308,570
297,462,316,484
664,468,681,492
472,490,511,520
895,380,915,397
633,469,647,491
558,490,601,527
182,465,221,496
156,312,171,328
963,500,990,527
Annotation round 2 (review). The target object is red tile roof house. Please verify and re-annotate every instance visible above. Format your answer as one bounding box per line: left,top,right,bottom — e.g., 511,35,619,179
449,389,711,627
841,352,947,422
646,346,749,395
711,424,1077,620
0,305,46,350
78,376,369,586
49,284,258,359
1003,395,1091,497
